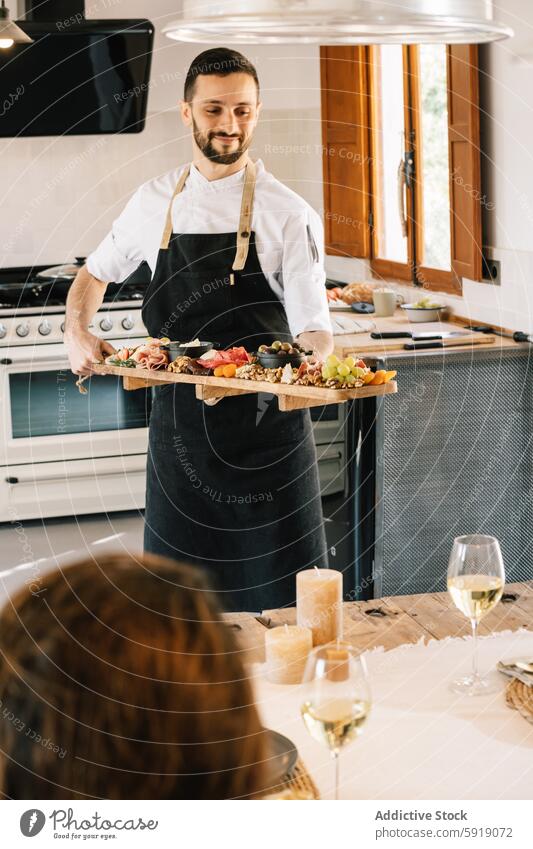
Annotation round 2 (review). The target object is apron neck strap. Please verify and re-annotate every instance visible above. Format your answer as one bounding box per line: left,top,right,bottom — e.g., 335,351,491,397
232,158,256,271
160,164,191,250
159,160,257,260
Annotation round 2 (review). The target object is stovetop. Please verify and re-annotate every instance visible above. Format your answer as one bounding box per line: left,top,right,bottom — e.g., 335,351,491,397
0,263,149,346
0,262,149,311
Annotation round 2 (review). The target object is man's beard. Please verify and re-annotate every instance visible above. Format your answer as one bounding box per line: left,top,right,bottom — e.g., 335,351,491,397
192,118,251,165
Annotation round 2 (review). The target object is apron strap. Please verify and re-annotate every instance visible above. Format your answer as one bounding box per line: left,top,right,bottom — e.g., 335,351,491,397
232,159,256,271
159,159,257,263
159,165,191,250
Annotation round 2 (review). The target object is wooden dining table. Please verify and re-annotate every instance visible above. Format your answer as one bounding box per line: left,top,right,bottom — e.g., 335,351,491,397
224,580,533,800
224,580,533,664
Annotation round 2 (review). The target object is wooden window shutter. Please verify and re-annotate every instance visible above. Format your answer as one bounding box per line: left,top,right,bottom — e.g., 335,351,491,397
320,46,371,258
447,44,482,281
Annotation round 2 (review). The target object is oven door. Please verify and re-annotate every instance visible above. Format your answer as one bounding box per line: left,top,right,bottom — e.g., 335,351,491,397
0,340,150,466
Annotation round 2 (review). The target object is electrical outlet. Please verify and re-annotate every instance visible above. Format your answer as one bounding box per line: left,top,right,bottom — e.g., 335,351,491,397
482,256,501,285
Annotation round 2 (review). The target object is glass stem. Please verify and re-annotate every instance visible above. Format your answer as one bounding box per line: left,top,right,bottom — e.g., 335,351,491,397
333,751,340,800
471,618,479,681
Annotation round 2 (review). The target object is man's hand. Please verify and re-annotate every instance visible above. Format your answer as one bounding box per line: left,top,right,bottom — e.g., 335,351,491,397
296,330,334,363
65,330,117,376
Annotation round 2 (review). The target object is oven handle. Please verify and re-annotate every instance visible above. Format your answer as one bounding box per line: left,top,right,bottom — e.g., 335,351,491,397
5,464,146,485
0,357,71,369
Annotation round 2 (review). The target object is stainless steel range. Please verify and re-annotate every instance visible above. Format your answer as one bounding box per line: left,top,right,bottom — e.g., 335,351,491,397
0,261,346,522
0,262,152,521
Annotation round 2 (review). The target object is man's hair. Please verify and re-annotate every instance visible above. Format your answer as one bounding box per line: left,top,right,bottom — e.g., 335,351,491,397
184,47,260,102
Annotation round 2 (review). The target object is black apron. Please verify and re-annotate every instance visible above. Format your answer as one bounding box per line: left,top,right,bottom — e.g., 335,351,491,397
142,160,328,612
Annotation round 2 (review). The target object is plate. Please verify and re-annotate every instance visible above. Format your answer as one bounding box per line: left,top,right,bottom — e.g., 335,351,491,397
262,728,298,785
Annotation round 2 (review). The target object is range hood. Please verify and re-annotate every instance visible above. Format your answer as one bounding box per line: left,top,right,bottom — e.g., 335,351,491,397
0,1,153,137
163,0,513,44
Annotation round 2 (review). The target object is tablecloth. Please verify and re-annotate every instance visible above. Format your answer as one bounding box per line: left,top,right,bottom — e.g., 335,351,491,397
253,629,533,800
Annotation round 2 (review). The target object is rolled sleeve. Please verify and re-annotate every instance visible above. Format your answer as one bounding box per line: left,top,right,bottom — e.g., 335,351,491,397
86,187,145,284
280,208,332,338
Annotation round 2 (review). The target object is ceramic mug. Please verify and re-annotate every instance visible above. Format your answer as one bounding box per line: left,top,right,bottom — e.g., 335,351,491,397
372,289,397,317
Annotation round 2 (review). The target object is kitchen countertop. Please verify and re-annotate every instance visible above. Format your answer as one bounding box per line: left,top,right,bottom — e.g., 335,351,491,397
331,310,530,360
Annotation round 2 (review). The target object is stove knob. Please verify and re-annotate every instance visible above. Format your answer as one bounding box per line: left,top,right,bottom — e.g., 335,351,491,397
38,320,52,336
16,322,30,338
0,323,6,338
121,314,135,331
99,317,113,332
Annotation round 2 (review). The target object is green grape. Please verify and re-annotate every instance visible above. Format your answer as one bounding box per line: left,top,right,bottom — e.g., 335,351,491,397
344,373,356,385
337,363,350,377
344,356,356,369
326,354,340,369
351,366,366,378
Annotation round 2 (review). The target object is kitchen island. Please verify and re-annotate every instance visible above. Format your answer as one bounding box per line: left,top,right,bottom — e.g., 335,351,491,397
330,312,533,599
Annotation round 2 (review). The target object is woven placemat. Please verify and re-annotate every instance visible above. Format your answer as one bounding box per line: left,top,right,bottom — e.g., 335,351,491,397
262,758,320,800
505,678,533,725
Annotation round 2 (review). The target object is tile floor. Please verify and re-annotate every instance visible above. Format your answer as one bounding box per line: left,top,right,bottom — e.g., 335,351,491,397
0,510,144,607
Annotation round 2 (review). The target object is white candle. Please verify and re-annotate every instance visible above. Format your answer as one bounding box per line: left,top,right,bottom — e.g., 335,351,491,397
296,567,343,645
265,624,313,685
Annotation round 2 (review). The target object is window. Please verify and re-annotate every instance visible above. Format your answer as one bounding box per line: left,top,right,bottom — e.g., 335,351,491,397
320,45,482,293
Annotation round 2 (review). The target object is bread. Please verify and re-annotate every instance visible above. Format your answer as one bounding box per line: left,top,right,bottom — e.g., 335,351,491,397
340,282,375,304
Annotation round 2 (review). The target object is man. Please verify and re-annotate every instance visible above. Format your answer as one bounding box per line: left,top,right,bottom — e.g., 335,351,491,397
65,48,334,612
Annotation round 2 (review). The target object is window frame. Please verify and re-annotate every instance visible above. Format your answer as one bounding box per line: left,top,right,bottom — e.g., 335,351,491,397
320,44,483,295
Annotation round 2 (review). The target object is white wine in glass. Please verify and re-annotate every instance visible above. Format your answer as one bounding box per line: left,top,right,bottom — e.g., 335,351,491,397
447,535,505,696
300,641,371,800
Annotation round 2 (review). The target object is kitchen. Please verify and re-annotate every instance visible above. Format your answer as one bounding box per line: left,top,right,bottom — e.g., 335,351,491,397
0,0,532,827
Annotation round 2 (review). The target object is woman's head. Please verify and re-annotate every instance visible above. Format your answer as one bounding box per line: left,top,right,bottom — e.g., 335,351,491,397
0,553,266,799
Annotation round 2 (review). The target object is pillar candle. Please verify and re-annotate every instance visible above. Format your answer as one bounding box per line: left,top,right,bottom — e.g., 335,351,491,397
265,624,313,685
296,568,343,645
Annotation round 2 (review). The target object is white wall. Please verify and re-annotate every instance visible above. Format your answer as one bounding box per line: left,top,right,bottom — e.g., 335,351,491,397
2,0,323,268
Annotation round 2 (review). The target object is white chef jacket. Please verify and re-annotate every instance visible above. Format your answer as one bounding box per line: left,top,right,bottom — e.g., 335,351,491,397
86,159,331,339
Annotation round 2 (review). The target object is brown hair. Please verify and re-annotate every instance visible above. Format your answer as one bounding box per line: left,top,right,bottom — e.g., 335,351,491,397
184,47,260,102
0,553,266,799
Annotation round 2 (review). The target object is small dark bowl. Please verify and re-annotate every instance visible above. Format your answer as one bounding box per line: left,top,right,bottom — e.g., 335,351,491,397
255,351,308,368
162,340,214,360
350,302,375,314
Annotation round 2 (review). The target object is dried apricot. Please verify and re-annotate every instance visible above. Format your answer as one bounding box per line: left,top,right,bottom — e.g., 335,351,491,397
370,369,387,385
213,365,225,377
362,371,375,384
384,370,397,382
222,363,237,378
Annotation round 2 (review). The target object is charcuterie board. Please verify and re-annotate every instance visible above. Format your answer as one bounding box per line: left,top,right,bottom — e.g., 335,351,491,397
90,363,397,411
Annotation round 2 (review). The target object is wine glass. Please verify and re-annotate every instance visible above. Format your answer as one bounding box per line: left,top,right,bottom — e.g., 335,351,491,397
447,534,505,696
300,640,371,800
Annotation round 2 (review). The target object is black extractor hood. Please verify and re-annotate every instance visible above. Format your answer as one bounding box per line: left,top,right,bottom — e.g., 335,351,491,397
0,0,153,137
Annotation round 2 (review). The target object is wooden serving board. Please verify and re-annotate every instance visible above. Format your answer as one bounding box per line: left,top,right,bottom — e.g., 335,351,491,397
90,363,397,411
